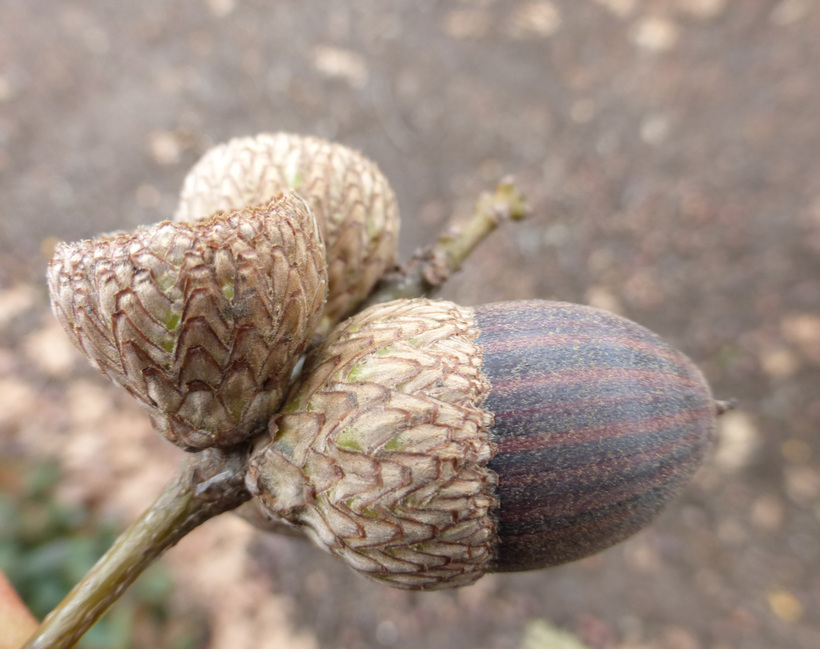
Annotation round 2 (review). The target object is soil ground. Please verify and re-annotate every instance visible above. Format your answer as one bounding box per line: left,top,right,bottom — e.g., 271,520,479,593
1,2,819,648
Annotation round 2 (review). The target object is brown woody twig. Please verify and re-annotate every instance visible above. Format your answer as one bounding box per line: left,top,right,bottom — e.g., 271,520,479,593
361,177,529,309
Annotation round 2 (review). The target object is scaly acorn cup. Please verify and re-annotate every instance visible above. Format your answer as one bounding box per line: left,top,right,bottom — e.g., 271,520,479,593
47,193,328,450
174,132,400,329
246,298,718,590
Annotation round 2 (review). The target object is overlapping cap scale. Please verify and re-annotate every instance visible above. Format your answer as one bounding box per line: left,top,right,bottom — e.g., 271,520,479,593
247,298,498,590
174,132,400,330
47,193,328,450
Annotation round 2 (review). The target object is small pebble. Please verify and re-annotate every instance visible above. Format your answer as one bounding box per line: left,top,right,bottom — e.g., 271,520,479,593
0,284,37,330
313,45,369,88
770,0,814,25
750,494,785,531
784,465,820,505
759,345,800,378
506,1,562,39
590,0,636,18
713,410,761,472
631,16,679,52
23,321,80,377
767,589,803,623
521,619,592,649
149,130,182,165
206,0,235,17
442,10,492,39
676,0,727,20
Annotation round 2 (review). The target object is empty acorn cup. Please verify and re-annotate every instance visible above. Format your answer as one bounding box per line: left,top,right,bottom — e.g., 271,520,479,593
47,193,328,450
246,298,719,590
175,132,400,330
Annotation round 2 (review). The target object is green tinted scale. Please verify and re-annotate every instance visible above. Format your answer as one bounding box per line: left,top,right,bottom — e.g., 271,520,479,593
290,170,304,191
382,436,403,452
366,216,383,240
280,397,302,413
271,424,300,455
282,156,303,191
375,345,396,357
227,398,244,422
360,506,379,519
153,269,178,294
392,380,411,393
221,279,235,300
346,363,367,383
160,312,180,332
336,426,363,452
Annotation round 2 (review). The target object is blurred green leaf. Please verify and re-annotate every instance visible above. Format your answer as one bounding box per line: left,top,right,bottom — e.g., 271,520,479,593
0,458,207,649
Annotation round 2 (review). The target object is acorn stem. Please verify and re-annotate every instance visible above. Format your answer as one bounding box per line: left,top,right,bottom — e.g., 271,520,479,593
22,447,251,649
360,178,529,309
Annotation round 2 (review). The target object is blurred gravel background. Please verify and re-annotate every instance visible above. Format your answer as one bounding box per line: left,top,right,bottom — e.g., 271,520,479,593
1,1,819,648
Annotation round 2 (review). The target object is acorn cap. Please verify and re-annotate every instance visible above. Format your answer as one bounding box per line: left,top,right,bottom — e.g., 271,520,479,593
174,132,400,329
47,193,328,450
246,298,717,589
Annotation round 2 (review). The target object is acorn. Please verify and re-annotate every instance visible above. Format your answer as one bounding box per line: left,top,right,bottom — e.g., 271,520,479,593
174,132,400,330
47,194,328,450
246,298,718,590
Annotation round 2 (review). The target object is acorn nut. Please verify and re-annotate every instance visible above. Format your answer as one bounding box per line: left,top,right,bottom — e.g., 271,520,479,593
246,298,717,590
175,132,400,331
47,194,328,450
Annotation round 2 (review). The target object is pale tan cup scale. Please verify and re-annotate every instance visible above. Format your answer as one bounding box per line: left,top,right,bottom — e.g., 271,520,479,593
174,132,400,331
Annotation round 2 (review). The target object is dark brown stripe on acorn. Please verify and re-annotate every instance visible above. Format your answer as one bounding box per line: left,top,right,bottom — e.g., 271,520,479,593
245,298,717,590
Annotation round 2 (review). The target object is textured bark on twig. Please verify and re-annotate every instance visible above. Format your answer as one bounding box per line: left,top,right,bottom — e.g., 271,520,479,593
360,177,529,309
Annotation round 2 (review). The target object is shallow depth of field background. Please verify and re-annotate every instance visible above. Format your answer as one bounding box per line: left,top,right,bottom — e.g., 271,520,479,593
1,2,819,648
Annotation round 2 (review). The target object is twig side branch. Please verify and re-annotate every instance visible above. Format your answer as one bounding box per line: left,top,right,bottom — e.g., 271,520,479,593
360,177,529,310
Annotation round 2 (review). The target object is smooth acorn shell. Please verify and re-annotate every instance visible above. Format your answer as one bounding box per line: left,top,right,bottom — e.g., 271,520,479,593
175,132,400,331
246,299,716,589
47,194,328,450
475,301,714,572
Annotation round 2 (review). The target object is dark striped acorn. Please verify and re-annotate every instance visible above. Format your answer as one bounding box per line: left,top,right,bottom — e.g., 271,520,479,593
246,298,718,590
